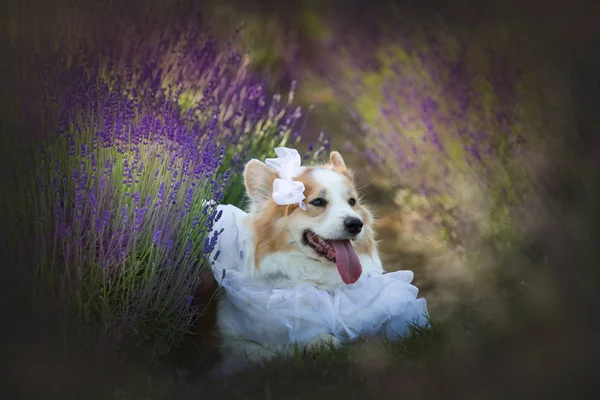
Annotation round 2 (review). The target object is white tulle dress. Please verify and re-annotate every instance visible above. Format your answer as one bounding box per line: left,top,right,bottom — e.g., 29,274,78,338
210,204,430,345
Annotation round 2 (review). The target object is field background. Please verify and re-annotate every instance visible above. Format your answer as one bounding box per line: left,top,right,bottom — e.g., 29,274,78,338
2,0,600,399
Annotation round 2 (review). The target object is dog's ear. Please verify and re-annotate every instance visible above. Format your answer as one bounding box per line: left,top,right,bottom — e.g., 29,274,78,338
330,151,349,174
244,159,277,203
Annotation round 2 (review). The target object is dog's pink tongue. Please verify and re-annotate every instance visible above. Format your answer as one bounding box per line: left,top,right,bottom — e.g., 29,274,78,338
331,240,362,284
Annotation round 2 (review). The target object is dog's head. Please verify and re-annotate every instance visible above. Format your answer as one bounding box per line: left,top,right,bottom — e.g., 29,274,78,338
244,151,376,284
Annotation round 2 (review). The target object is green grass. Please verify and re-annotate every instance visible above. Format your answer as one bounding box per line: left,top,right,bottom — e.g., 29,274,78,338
102,319,450,400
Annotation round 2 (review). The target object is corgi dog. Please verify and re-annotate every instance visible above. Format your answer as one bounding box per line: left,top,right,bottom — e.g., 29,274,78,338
211,151,385,375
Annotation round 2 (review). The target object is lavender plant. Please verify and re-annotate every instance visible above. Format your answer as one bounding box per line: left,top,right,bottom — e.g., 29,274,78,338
2,22,328,355
8,62,226,355
89,21,330,205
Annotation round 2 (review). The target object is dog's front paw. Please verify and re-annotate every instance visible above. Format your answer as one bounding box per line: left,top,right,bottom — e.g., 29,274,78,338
304,333,342,354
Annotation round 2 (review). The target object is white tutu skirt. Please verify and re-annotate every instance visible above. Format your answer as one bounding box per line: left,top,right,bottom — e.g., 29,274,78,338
210,204,430,345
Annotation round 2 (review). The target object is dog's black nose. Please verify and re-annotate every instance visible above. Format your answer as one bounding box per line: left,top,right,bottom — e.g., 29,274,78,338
344,217,363,235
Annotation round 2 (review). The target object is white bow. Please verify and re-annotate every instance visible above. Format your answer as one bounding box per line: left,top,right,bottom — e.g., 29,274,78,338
265,147,307,211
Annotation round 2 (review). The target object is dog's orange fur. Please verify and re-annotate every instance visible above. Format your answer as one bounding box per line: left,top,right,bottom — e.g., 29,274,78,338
251,201,295,267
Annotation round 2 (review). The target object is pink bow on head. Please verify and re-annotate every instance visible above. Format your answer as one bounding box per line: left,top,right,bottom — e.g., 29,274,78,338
265,147,307,211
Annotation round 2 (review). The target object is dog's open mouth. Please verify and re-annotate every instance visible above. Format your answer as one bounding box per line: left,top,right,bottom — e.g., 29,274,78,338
303,231,363,284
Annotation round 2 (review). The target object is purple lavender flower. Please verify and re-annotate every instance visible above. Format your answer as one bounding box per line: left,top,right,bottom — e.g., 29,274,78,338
155,182,166,207
184,239,192,260
134,207,145,231
104,158,114,177
102,210,111,230
122,205,128,227
89,192,98,215
133,192,141,208
184,188,194,211
191,214,200,230
202,237,213,254
152,230,162,246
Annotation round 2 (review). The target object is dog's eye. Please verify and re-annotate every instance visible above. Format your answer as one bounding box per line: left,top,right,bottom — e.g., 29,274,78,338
348,198,357,207
310,198,328,207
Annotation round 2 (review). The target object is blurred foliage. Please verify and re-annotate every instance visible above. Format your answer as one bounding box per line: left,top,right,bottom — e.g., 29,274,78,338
323,22,544,250
3,1,599,399
1,0,554,313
